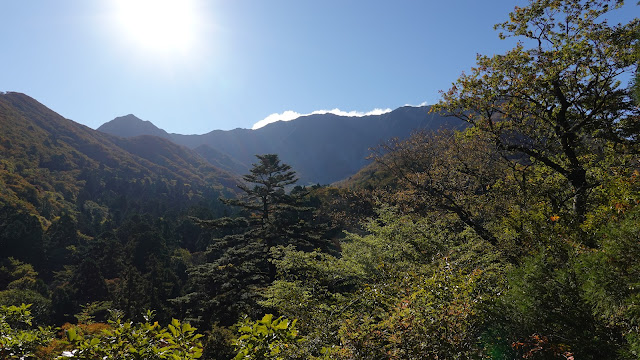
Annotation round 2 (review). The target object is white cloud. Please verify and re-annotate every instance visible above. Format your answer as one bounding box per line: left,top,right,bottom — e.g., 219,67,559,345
252,107,393,130
404,101,429,107
252,110,302,130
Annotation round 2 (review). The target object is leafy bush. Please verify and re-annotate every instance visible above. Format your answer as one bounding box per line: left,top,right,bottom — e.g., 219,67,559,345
233,314,303,360
58,310,203,360
0,303,52,359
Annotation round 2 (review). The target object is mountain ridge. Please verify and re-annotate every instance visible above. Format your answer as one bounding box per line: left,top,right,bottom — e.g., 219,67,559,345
98,105,466,185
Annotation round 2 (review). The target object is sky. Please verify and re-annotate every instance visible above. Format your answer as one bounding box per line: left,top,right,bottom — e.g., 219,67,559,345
0,1,635,134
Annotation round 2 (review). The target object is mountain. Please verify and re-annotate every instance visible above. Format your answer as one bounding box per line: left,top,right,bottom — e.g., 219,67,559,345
193,144,248,175
99,106,465,185
97,114,170,139
0,92,238,225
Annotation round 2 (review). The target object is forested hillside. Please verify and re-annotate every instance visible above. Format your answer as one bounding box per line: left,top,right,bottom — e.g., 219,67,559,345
0,91,242,347
0,92,238,220
1,0,640,359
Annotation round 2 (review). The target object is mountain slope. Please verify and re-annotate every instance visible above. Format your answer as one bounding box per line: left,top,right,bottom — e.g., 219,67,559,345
0,92,238,225
193,144,248,175
100,106,465,184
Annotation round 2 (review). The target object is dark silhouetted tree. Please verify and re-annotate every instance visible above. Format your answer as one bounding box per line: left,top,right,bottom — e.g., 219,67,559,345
177,154,328,326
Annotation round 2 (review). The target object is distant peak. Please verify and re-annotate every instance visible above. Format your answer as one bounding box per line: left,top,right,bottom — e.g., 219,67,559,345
113,114,144,122
97,114,169,139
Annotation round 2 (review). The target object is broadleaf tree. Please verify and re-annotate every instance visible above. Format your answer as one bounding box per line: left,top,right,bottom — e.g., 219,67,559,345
432,0,640,233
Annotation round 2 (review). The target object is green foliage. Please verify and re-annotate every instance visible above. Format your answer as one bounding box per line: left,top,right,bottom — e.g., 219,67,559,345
0,2,639,358
233,314,302,360
332,263,489,359
342,205,451,271
59,310,203,360
0,303,53,359
0,258,52,325
0,258,39,291
179,155,330,326
575,206,640,357
264,205,508,359
417,1,640,356
201,323,237,360
261,246,362,356
0,205,44,266
496,247,622,359
306,185,376,237
0,93,237,327
221,154,328,255
374,129,534,251
177,232,271,326
333,217,505,359
432,0,640,227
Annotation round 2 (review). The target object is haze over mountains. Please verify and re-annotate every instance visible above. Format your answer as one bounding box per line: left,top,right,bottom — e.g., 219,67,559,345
98,106,465,185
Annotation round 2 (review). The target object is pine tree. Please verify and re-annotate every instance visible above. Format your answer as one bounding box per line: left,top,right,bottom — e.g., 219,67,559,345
176,154,328,326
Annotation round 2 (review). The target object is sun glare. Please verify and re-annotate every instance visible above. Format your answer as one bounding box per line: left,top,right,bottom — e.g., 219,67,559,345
112,0,202,57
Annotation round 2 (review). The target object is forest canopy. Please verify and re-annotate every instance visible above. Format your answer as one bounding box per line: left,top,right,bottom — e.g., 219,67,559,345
0,0,639,359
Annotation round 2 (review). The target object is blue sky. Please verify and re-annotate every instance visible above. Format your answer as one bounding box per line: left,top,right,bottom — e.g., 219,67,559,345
0,1,634,134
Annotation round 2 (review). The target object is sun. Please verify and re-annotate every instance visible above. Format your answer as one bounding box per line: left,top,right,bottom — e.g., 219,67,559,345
112,0,202,56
